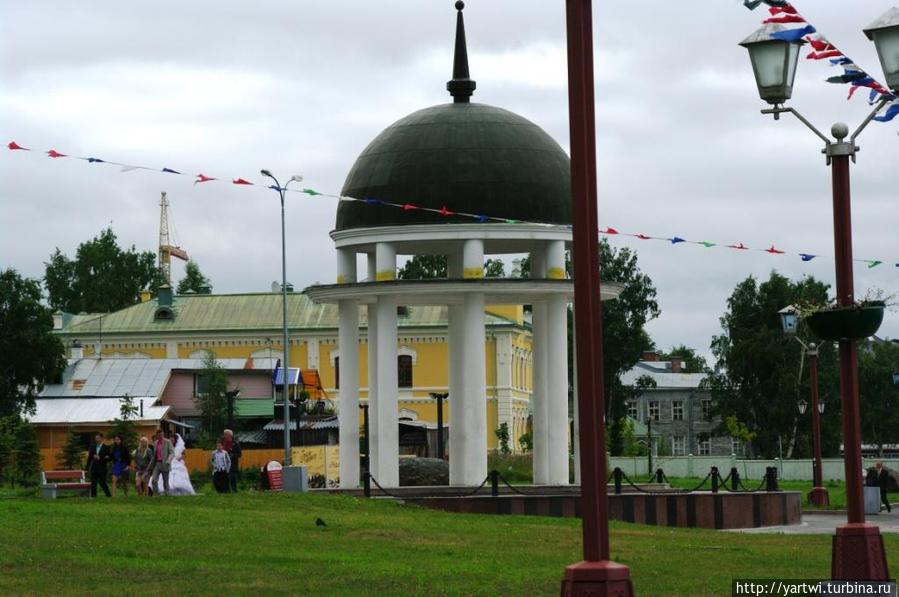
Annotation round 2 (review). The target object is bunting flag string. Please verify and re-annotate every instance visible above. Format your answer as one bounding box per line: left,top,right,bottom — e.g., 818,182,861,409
6,138,897,272
744,2,898,121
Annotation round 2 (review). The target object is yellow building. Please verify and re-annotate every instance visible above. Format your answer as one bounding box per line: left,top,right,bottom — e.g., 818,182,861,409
52,290,536,454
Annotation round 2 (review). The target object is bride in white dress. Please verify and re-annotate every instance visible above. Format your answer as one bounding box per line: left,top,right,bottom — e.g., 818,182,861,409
155,433,195,496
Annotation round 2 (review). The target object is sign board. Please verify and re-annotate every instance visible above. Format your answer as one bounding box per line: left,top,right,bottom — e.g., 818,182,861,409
266,460,283,492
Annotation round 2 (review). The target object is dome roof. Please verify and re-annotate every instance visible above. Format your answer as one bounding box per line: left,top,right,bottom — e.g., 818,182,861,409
336,102,572,231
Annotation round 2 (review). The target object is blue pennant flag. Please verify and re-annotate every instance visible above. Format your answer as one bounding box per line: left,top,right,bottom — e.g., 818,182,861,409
86,157,105,163
670,237,686,244
771,25,816,42
800,254,816,262
161,167,181,174
476,215,489,223
873,101,899,123
364,198,384,205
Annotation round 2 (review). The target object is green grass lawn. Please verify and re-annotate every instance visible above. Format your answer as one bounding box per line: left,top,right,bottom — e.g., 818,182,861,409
3,492,899,596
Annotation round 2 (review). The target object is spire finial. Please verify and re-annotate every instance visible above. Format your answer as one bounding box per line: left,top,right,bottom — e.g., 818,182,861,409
446,1,476,103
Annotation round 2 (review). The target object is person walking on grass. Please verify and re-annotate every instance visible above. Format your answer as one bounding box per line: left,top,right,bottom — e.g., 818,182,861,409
109,434,131,497
876,462,893,513
223,429,242,493
210,439,232,494
133,436,154,496
85,432,111,498
149,429,174,496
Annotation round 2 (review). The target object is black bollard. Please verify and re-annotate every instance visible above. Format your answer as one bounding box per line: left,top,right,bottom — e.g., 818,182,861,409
711,466,719,493
765,466,779,492
613,467,623,495
490,469,499,497
363,471,371,498
655,468,664,484
730,467,740,492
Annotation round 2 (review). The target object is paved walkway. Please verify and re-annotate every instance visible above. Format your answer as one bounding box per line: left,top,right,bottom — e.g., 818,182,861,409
734,510,899,534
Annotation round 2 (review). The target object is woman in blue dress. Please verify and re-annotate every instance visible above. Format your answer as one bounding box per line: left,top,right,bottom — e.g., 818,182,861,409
110,434,131,497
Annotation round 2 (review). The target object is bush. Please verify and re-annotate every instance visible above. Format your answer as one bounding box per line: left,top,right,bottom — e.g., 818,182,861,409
57,426,85,470
488,452,533,484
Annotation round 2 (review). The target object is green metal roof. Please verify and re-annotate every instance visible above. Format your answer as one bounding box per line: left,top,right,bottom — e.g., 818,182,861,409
57,292,518,336
235,399,274,418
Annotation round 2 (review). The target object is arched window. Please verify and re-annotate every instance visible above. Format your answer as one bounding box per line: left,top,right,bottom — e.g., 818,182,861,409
398,355,413,388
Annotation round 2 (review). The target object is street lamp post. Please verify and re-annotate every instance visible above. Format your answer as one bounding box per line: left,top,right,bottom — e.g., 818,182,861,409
561,0,633,594
260,170,304,466
744,11,899,579
780,307,829,506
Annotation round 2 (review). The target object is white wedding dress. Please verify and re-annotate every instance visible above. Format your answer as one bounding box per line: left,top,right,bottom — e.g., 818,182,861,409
154,435,196,496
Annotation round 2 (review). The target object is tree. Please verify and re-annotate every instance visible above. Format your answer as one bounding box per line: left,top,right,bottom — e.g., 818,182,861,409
0,415,15,485
57,427,85,470
516,240,659,455
109,394,139,451
495,423,511,454
704,272,840,458
193,352,229,445
594,241,660,455
397,255,506,280
0,269,67,417
661,345,709,373
859,340,899,456
12,419,40,487
44,227,166,313
398,255,447,280
176,261,211,294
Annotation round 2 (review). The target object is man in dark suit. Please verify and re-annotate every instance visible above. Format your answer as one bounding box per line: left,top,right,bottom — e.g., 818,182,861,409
876,462,893,513
85,432,111,497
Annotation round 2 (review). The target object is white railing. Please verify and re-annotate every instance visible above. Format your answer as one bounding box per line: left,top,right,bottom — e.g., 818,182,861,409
610,455,895,482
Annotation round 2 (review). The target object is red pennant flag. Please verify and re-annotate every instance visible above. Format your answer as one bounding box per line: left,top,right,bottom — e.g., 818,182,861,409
232,178,253,185
728,243,749,251
635,234,651,240
439,206,454,217
402,203,418,211
766,245,785,254
195,174,217,184
46,149,67,158
7,141,29,151
602,227,619,235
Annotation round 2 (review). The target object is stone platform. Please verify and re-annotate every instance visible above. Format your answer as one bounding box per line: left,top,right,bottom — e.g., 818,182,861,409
319,486,802,530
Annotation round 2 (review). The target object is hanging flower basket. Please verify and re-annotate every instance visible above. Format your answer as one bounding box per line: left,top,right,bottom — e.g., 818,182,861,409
805,301,885,341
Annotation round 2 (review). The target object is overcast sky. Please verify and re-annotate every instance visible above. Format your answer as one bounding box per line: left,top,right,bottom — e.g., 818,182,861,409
1,0,896,361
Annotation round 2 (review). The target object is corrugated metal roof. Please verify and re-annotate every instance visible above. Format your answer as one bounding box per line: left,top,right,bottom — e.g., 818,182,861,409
57,293,517,335
235,399,274,418
264,416,339,431
620,361,708,390
29,398,170,425
40,357,278,398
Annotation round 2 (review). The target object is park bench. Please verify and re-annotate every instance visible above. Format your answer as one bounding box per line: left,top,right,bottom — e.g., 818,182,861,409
40,470,91,499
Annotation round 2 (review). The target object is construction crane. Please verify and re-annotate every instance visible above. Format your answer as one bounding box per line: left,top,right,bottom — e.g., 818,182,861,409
158,192,188,284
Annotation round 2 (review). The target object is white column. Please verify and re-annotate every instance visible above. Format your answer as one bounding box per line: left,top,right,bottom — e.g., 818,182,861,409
546,241,569,485
447,251,466,485
366,253,379,479
373,243,398,487
306,339,320,370
495,332,514,450
530,248,549,484
460,239,487,484
338,300,360,488
547,294,569,485
336,248,356,284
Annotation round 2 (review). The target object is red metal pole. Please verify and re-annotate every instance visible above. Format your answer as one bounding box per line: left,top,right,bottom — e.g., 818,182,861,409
808,350,828,506
829,153,888,579
831,155,864,524
561,1,632,594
